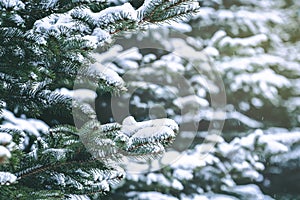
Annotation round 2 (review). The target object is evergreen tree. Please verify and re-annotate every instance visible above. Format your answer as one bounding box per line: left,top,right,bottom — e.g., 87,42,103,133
0,0,199,199
103,0,300,199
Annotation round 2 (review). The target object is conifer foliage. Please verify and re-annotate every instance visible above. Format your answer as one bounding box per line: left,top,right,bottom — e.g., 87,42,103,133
102,0,300,199
0,0,199,199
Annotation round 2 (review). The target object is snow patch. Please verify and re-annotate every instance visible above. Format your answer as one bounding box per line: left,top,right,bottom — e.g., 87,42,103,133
0,172,17,185
173,168,193,180
127,191,179,200
0,145,11,159
1,109,49,137
0,132,12,144
174,95,209,109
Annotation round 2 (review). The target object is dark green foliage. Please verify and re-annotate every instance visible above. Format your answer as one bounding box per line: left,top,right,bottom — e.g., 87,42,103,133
0,0,199,198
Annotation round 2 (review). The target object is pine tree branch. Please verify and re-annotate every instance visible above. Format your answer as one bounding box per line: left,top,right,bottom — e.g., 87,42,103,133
138,0,199,23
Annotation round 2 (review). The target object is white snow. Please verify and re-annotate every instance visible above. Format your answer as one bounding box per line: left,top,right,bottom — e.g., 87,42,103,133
146,173,170,186
130,126,175,141
224,184,266,199
251,97,264,108
210,194,239,200
42,148,71,161
90,169,104,181
34,13,75,33
170,38,208,61
120,47,143,61
33,2,139,47
54,88,97,104
12,14,25,25
205,134,224,143
210,30,227,46
271,146,300,165
218,143,234,156
143,54,157,63
171,179,184,190
227,111,263,128
160,150,181,166
1,109,49,137
40,0,59,9
238,133,257,150
53,172,66,187
217,9,234,20
193,7,284,35
91,45,123,63
238,101,250,111
231,161,262,181
66,195,91,200
89,61,126,90
73,89,97,104
130,96,148,109
119,60,139,70
0,132,12,144
0,145,11,159
258,135,289,154
165,21,192,33
55,87,73,97
254,162,265,171
82,3,137,27
189,75,218,94
219,34,268,48
217,9,283,34
171,152,206,170
173,95,209,109
236,9,283,24
127,191,179,200
137,0,198,21
181,194,209,200
193,6,215,19
83,28,111,48
153,55,185,73
0,172,17,185
268,131,300,145
121,116,179,137
173,168,193,180
122,116,137,126
217,54,294,71
231,68,290,100
202,46,220,57
285,97,300,111
0,0,24,9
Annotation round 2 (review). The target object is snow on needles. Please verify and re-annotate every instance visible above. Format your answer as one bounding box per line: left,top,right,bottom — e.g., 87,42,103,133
89,62,126,92
1,109,49,137
0,172,17,185
121,116,179,137
127,191,179,200
0,132,12,145
0,145,11,160
33,3,137,47
83,3,137,26
0,0,24,10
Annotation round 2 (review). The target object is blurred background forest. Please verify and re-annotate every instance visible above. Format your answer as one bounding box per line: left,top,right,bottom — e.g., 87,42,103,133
1,0,300,199
100,0,300,199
